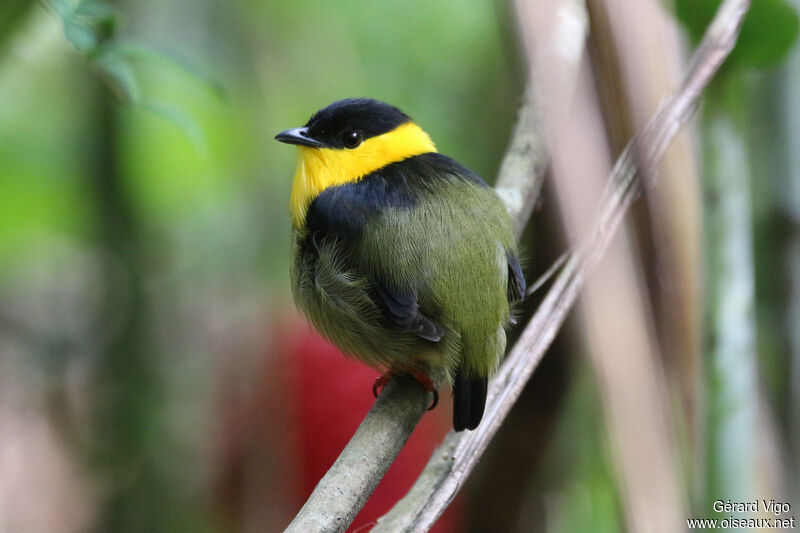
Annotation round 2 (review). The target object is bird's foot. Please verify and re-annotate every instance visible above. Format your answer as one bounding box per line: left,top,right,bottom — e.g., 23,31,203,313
372,373,393,398
372,370,439,411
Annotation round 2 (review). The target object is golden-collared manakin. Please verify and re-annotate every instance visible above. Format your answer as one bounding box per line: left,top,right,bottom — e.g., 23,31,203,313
275,98,525,431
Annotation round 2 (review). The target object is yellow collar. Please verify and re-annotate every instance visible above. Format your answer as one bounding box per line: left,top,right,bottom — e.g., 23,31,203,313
289,122,436,228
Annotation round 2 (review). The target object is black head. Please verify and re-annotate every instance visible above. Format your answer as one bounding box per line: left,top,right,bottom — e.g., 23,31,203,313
275,98,411,149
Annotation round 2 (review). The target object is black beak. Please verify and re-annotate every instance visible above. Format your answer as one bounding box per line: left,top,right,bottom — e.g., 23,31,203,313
274,127,323,148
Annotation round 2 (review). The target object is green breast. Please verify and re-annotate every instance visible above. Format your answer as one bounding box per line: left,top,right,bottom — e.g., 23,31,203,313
291,152,519,378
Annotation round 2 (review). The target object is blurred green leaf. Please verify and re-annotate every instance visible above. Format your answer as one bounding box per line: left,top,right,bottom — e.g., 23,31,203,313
74,0,116,42
74,0,116,20
105,41,226,99
63,17,97,52
139,100,207,155
47,0,118,54
41,0,220,150
0,0,35,54
674,0,799,70
95,54,141,103
43,0,71,19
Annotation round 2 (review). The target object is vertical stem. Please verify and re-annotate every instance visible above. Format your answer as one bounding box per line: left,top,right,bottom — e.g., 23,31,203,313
86,66,172,533
90,78,144,529
703,100,758,508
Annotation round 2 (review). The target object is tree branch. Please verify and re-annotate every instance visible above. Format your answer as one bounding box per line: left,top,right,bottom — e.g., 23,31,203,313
283,375,430,533
494,87,549,239
372,0,751,531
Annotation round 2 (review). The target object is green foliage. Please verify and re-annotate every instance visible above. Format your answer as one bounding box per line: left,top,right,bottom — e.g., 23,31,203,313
0,0,35,53
46,0,116,51
104,41,226,98
674,0,799,70
42,0,218,152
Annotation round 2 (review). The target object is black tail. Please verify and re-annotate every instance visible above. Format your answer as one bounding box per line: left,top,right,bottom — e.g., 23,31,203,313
453,370,488,432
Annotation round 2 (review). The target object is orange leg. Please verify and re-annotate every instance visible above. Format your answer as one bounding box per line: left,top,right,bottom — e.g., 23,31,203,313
372,370,439,410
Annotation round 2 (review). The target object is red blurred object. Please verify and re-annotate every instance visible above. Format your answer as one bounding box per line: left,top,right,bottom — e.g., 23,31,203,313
215,316,461,532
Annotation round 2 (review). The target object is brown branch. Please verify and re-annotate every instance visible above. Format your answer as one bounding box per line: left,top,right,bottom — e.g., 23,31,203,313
284,376,430,532
372,0,751,531
494,87,549,239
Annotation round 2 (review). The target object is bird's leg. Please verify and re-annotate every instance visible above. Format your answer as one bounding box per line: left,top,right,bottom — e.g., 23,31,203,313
407,368,439,410
373,369,439,410
372,372,395,398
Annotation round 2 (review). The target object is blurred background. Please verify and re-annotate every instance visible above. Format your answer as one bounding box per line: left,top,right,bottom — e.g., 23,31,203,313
0,0,798,531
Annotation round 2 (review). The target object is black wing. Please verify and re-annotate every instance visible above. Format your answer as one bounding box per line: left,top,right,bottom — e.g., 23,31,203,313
374,282,443,342
507,251,526,303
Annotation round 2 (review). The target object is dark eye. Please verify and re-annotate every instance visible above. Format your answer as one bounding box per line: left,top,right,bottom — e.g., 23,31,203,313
342,131,362,149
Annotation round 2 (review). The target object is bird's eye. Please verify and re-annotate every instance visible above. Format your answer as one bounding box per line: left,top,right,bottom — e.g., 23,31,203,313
342,131,362,149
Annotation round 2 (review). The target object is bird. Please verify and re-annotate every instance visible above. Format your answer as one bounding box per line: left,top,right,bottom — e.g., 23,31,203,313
275,98,525,431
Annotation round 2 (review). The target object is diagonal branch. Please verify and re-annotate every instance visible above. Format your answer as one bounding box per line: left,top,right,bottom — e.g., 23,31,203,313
283,376,431,533
372,0,751,531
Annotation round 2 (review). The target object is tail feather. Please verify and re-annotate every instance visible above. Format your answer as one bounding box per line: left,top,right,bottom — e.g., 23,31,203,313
453,370,488,431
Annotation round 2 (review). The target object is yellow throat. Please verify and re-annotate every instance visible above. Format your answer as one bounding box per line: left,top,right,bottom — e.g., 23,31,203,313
289,122,437,228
